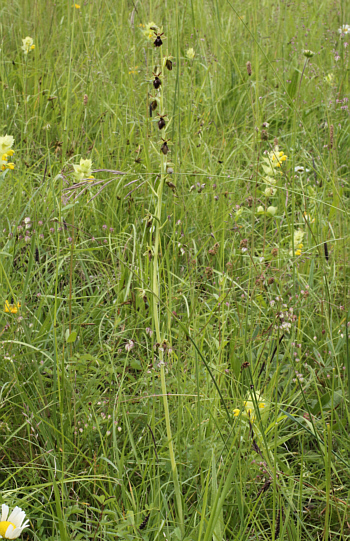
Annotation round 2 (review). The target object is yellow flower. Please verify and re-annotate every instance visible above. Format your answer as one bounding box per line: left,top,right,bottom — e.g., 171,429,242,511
74,3,81,8
186,48,195,60
73,158,94,182
4,300,21,314
271,150,287,167
303,212,315,223
0,136,15,172
234,392,267,422
21,37,35,54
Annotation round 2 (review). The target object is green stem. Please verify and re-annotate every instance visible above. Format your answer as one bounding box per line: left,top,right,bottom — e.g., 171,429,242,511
151,47,184,536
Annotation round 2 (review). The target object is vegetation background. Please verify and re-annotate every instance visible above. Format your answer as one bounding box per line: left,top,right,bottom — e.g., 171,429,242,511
0,0,350,539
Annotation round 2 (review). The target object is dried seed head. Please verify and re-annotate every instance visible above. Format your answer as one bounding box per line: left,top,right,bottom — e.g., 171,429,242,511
261,129,268,141
246,61,252,76
329,124,334,149
275,508,281,539
83,94,88,106
149,99,158,117
274,137,278,147
205,266,213,278
208,242,219,256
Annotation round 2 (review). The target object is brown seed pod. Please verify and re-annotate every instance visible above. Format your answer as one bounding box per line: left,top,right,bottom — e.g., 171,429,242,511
149,99,158,117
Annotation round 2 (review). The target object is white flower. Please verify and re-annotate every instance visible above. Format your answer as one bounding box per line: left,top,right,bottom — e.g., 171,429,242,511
303,212,315,223
73,158,94,182
125,340,135,352
186,48,195,60
0,505,30,539
21,37,35,54
338,24,350,35
294,166,310,173
257,205,264,213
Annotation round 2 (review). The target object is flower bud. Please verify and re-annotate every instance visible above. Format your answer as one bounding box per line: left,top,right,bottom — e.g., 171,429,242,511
267,206,277,216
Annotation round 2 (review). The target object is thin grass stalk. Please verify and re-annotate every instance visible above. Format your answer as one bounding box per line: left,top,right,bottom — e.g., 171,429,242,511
151,40,184,536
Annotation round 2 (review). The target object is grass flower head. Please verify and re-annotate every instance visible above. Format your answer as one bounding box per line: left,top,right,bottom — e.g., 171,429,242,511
0,505,29,538
21,37,35,54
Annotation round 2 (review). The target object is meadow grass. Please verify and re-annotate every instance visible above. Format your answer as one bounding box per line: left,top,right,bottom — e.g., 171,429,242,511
0,0,350,539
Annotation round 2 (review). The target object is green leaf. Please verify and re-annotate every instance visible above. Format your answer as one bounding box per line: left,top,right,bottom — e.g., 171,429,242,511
288,69,300,99
66,330,77,343
310,390,343,415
